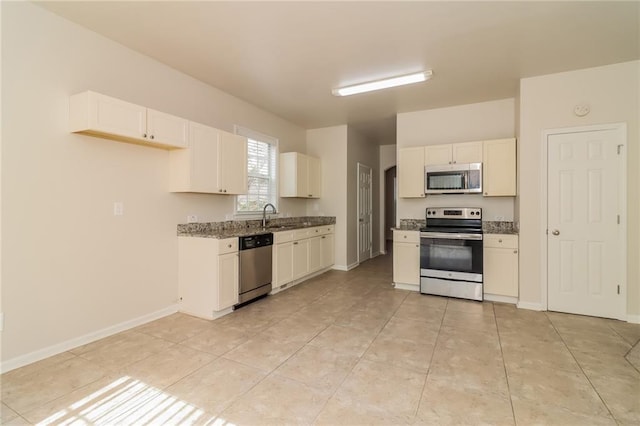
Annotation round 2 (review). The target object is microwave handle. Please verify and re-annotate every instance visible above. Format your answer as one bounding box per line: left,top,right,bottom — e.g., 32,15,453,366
463,172,468,189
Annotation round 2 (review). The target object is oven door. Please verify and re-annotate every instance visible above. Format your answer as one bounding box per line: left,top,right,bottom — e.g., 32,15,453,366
419,232,483,282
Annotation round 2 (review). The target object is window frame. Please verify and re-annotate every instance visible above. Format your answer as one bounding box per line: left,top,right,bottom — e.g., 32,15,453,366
234,125,279,216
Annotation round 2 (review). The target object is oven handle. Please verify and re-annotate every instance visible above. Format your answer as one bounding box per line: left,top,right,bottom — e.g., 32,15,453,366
420,232,483,240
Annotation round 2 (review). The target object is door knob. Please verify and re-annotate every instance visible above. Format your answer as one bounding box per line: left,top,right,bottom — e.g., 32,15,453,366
552,230,560,236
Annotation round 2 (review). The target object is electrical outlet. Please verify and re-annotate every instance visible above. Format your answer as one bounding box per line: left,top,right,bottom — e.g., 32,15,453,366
187,214,198,223
113,202,124,216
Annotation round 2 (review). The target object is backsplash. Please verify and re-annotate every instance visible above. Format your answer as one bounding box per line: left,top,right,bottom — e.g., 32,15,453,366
177,216,336,235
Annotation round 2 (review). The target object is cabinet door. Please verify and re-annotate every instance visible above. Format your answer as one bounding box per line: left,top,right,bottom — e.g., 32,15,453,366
393,242,420,285
292,239,310,279
308,236,323,273
321,234,335,268
274,242,293,286
186,122,220,193
296,154,310,197
218,131,248,195
307,155,321,198
89,92,147,140
483,247,518,297
424,144,452,166
398,147,426,198
483,138,516,196
146,109,189,148
453,141,483,163
216,252,239,310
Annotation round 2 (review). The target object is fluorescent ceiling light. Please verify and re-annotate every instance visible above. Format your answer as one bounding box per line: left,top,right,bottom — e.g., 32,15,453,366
332,70,432,96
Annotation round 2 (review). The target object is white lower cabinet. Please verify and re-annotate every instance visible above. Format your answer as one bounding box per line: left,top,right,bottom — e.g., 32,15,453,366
321,233,335,269
274,241,294,287
483,234,519,298
272,225,335,290
292,238,310,279
178,237,239,319
392,230,420,288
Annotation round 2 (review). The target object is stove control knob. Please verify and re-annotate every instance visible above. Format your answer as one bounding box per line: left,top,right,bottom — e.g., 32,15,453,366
470,211,475,215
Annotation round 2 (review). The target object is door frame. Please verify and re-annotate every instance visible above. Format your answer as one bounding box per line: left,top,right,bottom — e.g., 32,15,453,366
357,162,373,263
539,122,627,316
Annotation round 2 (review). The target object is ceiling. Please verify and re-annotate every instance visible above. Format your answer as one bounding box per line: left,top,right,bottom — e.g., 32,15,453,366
37,1,639,144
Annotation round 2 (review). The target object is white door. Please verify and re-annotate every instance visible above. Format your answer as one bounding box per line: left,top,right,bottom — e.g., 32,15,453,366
547,127,626,320
357,163,373,263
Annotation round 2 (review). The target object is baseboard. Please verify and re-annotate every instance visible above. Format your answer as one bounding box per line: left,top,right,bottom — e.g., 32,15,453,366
484,294,518,305
516,301,545,311
1,304,178,374
393,282,419,292
626,314,640,324
332,262,359,271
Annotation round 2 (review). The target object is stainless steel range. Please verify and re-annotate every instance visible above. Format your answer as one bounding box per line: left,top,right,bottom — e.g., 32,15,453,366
420,207,483,301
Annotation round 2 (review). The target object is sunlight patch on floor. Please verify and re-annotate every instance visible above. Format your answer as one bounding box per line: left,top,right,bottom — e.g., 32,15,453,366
37,376,234,426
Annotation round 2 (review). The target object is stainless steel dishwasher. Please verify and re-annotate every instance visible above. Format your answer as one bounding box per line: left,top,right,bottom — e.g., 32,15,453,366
237,233,273,306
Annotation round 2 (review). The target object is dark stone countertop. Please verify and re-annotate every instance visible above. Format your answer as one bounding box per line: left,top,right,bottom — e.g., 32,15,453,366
177,216,336,239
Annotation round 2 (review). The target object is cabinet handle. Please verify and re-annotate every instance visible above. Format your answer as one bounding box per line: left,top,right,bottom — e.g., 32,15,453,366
224,189,227,193
484,192,488,196
143,133,147,138
498,239,503,243
228,244,232,248
322,236,326,239
150,135,155,140
403,235,407,239
308,194,313,197
293,242,299,245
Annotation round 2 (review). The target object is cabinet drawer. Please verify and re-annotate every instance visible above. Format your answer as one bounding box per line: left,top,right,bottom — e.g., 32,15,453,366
294,228,311,240
316,225,334,236
483,234,518,249
393,230,419,244
274,231,294,244
309,226,324,237
218,237,238,254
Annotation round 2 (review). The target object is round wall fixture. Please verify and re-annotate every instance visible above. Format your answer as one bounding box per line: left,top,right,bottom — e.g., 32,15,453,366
574,103,591,117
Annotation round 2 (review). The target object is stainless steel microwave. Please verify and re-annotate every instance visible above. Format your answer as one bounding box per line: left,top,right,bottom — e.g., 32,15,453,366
425,163,482,194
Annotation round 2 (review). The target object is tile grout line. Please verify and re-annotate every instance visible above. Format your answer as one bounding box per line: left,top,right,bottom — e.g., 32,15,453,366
493,304,518,426
309,287,408,425
544,312,619,423
412,297,448,423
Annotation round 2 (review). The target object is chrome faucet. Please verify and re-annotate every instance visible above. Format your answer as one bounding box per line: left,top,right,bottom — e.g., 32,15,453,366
262,203,277,228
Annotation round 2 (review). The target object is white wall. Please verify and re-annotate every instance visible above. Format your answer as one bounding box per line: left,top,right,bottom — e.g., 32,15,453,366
1,2,307,370
379,145,396,253
306,126,349,269
347,126,380,264
396,99,517,223
519,61,640,318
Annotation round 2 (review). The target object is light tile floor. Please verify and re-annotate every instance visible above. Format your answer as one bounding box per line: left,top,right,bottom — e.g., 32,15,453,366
2,252,640,425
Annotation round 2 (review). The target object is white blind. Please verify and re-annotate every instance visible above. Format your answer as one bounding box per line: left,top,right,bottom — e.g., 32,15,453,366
235,126,278,213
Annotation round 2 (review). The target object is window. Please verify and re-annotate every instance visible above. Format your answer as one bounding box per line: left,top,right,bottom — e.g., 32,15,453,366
235,126,278,214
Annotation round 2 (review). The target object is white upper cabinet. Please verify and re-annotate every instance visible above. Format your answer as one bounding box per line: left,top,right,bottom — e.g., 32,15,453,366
169,122,247,194
218,131,249,195
69,91,188,149
280,152,322,198
398,146,426,198
424,141,483,165
483,138,517,196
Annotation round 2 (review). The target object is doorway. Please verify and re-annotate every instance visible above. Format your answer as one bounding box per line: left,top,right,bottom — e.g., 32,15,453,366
357,163,373,263
384,166,397,252
545,124,626,320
